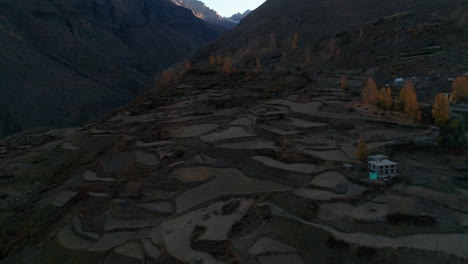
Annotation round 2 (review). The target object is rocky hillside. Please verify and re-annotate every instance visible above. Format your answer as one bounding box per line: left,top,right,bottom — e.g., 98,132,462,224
0,0,223,138
228,10,252,23
197,0,468,102
1,0,468,264
171,0,237,29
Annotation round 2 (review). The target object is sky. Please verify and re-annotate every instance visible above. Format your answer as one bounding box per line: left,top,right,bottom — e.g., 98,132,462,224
200,0,266,17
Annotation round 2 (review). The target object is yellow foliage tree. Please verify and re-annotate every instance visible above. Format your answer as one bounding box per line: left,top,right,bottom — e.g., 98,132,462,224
291,32,299,50
216,55,223,65
356,139,369,162
432,94,450,126
161,71,173,86
341,75,348,90
221,56,233,74
400,81,421,121
452,75,468,101
378,87,392,110
362,77,379,105
255,57,262,70
209,55,216,66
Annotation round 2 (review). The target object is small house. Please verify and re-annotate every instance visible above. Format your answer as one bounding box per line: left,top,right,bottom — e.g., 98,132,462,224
393,78,405,86
368,154,398,180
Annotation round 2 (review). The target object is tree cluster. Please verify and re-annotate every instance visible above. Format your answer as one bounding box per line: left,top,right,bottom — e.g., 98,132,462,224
362,78,421,121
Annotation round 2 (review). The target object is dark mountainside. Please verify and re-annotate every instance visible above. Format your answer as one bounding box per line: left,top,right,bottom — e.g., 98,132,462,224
228,10,252,23
171,0,237,29
197,0,468,97
0,0,223,138
1,0,468,264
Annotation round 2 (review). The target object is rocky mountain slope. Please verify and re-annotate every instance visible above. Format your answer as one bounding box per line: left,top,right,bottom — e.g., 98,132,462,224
228,10,252,23
0,0,223,138
1,0,468,264
171,0,237,29
197,0,468,102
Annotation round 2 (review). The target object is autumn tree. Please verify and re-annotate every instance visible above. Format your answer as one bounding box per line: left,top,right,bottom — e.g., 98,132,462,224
452,75,468,101
221,56,233,74
432,94,450,126
216,55,223,65
356,139,369,162
209,55,216,66
378,87,392,110
340,75,348,90
183,60,191,73
400,81,421,121
291,32,299,50
362,77,379,105
255,57,262,70
161,71,174,86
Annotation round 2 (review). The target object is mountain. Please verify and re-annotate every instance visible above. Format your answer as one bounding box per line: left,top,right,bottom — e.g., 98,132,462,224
171,0,237,29
228,10,252,23
1,0,468,263
198,0,468,102
0,0,223,138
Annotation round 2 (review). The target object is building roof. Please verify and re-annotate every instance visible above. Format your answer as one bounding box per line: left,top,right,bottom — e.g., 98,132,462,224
368,159,397,166
368,154,388,160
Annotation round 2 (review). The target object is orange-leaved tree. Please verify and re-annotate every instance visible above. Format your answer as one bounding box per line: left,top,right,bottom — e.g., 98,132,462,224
432,94,450,126
216,55,223,65
291,32,299,50
341,75,348,90
209,55,216,66
452,75,468,101
183,60,191,73
221,56,234,74
255,57,262,70
362,77,379,105
161,71,174,86
356,138,369,162
378,87,392,110
400,81,421,121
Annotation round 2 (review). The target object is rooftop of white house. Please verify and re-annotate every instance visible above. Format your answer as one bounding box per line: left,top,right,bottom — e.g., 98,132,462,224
368,160,397,166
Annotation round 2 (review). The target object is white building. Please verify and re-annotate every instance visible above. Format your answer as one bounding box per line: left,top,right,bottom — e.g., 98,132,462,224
368,154,398,180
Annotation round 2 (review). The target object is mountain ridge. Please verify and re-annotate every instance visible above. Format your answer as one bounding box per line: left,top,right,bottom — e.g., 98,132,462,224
171,0,237,29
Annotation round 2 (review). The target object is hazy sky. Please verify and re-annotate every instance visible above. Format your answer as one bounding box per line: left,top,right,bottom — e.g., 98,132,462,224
200,0,266,17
